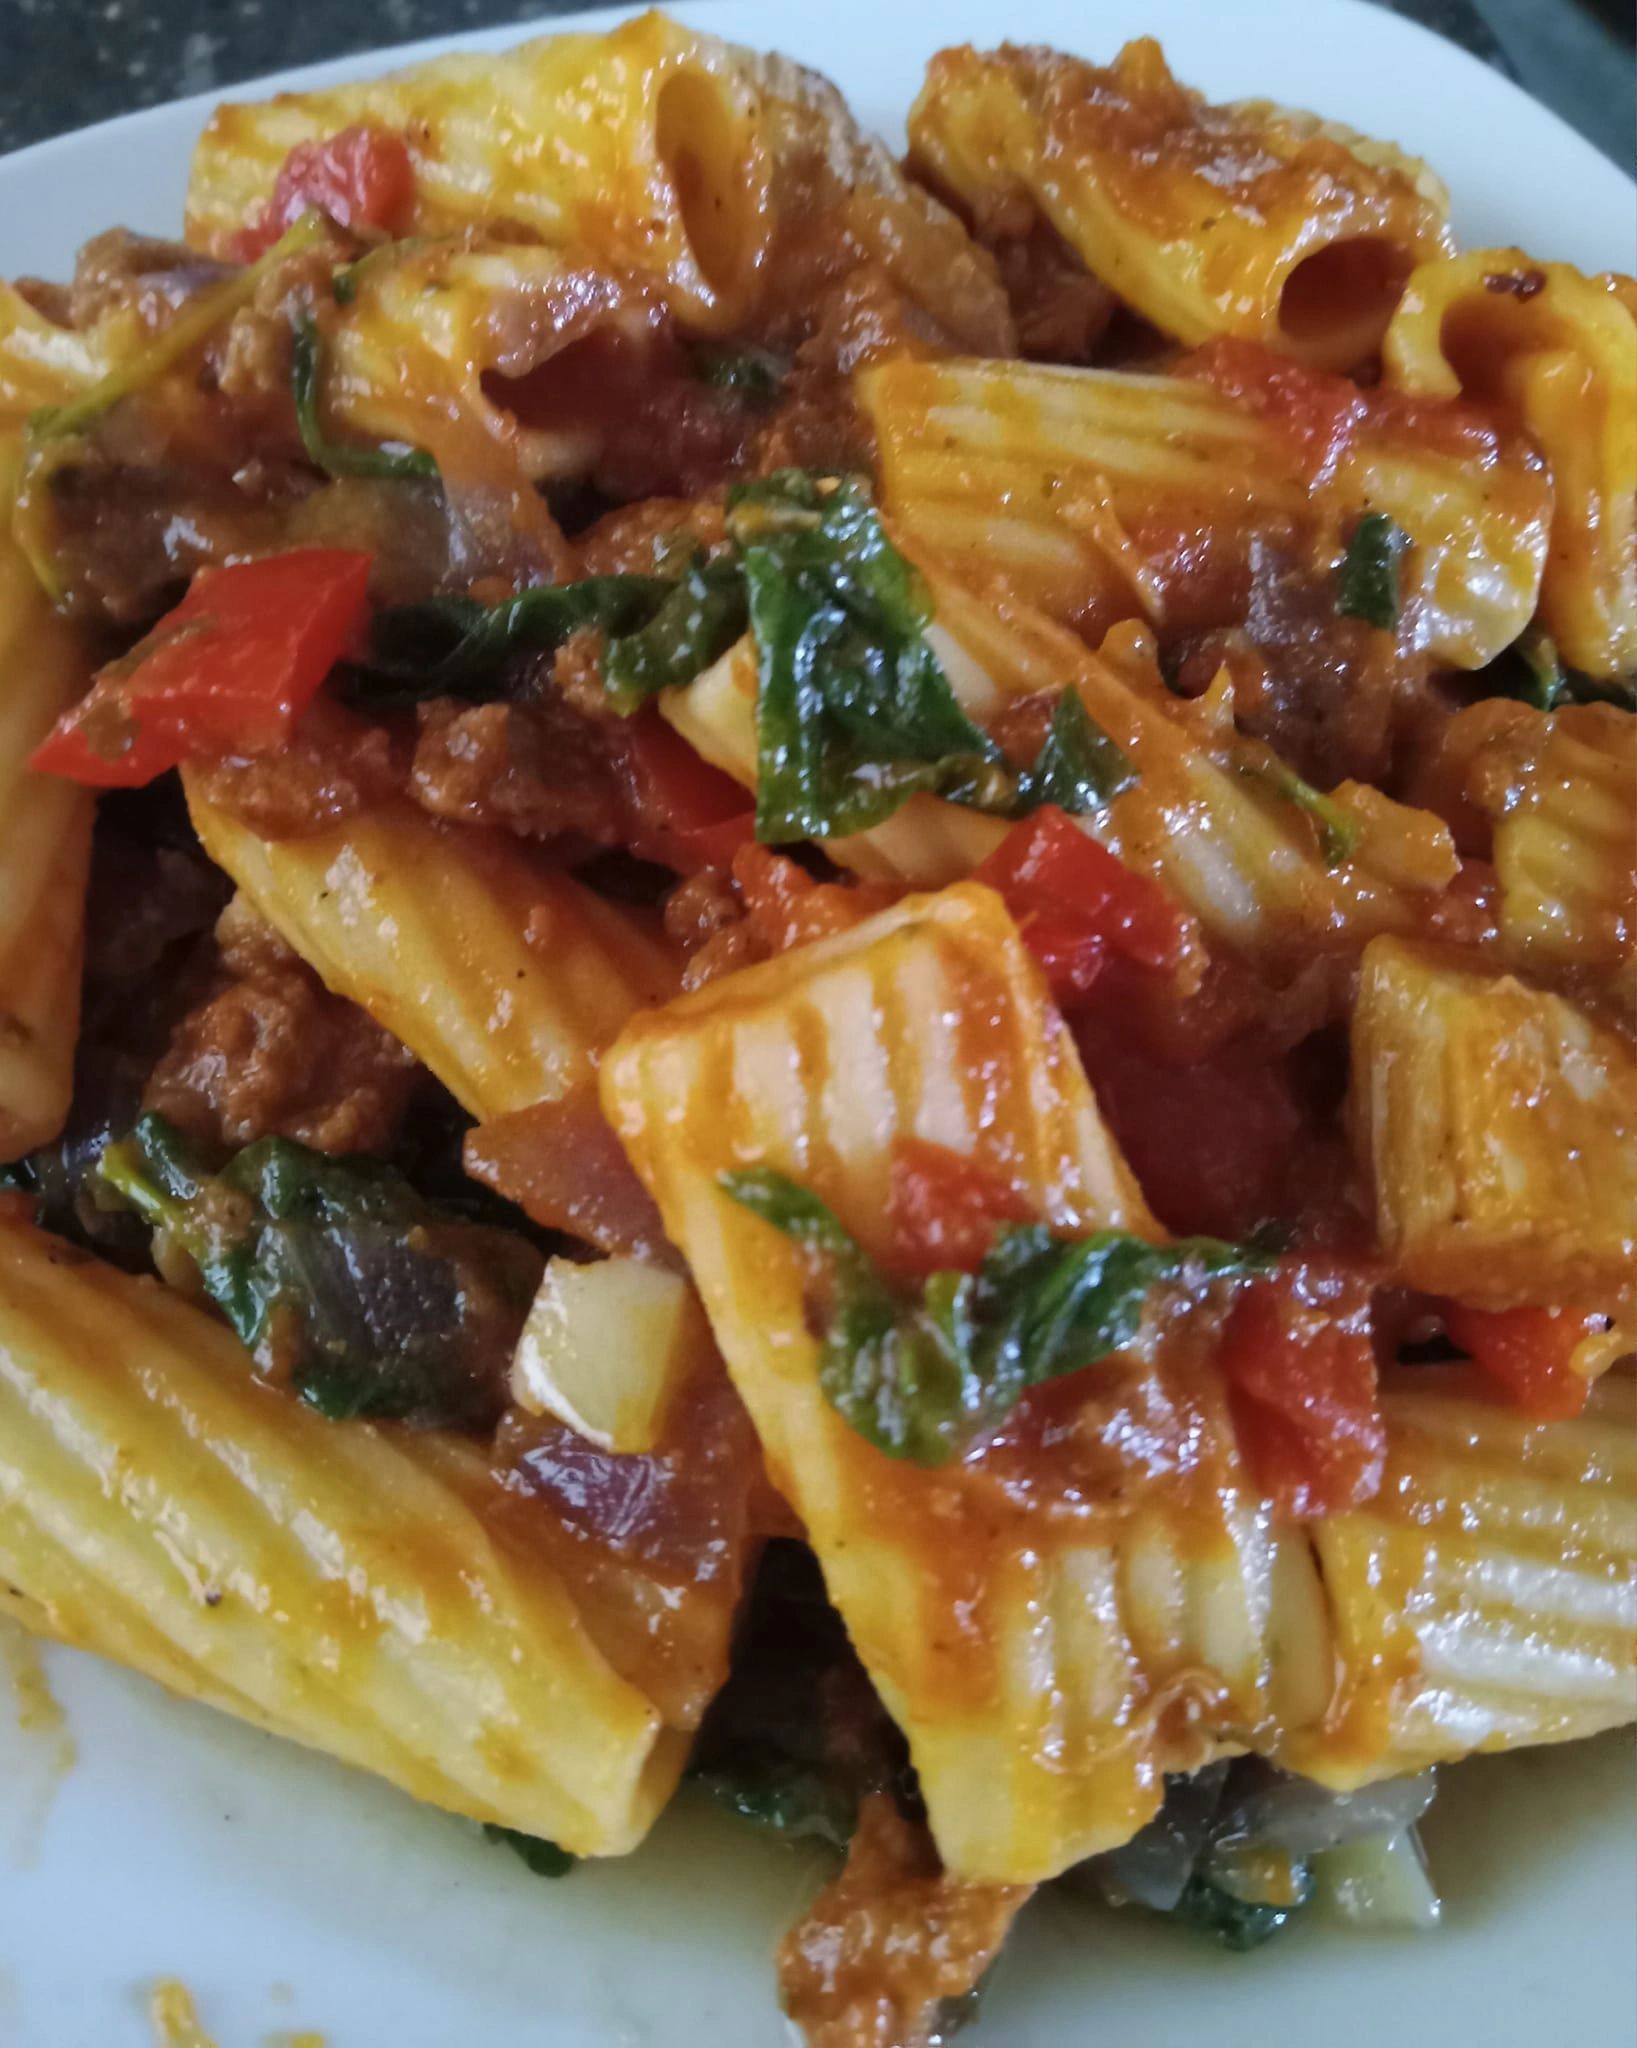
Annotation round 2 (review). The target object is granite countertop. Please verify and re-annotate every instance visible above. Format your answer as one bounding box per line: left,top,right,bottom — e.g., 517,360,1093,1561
3,0,1629,163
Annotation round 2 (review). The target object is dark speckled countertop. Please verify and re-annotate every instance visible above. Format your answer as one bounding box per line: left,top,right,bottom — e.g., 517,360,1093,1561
2,0,1628,161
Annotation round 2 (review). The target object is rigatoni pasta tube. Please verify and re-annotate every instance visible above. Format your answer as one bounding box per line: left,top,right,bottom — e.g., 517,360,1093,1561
1383,250,1637,678
908,38,1451,370
1349,937,1637,1309
0,479,95,1161
859,353,1551,669
186,11,774,332
602,883,1343,1884
0,1218,691,1854
1291,1365,1637,1784
183,785,678,1121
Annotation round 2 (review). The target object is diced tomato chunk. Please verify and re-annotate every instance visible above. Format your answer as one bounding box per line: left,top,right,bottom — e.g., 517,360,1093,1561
1442,1301,1596,1420
974,805,1194,1003
233,124,416,261
886,1137,1034,1281
30,550,373,788
615,712,756,873
1219,1262,1386,1519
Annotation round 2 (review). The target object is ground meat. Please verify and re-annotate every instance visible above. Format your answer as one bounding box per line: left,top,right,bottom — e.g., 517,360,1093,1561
145,897,419,1155
190,698,406,839
777,1796,1030,2048
409,694,625,847
575,495,731,578
989,221,1117,362
663,867,766,989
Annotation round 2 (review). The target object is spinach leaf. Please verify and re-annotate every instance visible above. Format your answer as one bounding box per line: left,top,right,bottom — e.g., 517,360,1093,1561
1485,628,1636,712
482,1824,576,1878
694,1758,858,1848
1013,684,1135,813
96,1115,541,1428
722,1167,1274,1465
364,577,674,703
291,311,439,482
731,474,1015,844
1172,1868,1310,1951
602,555,748,713
1334,511,1409,630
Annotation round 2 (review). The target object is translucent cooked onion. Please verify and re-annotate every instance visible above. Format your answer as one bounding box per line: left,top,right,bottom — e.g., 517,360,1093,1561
1313,1827,1443,1931
1213,1761,1437,1857
1074,1763,1229,1911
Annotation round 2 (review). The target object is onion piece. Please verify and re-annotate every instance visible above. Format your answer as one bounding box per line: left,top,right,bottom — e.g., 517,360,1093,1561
1313,1827,1442,1931
1214,1761,1437,1857
1072,1763,1229,1912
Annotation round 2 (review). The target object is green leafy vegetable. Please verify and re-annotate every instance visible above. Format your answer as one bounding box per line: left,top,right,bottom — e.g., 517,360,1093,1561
1335,511,1410,630
691,342,787,403
602,555,749,713
95,1114,541,1427
1172,1869,1310,1951
1485,628,1636,712
721,1167,1274,1465
482,1824,577,1878
1239,756,1360,867
291,310,439,481
694,1759,858,1847
731,473,1016,843
1014,683,1135,813
363,576,676,703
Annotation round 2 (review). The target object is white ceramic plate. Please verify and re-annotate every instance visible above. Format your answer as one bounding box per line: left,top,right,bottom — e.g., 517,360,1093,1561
1,5,1633,2043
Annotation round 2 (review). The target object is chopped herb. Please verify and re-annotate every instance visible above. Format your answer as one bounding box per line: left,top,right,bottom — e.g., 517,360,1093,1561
291,310,439,481
691,342,787,403
482,1824,576,1878
95,1115,540,1427
721,1167,1275,1465
1486,628,1636,712
1239,756,1360,867
1335,511,1410,630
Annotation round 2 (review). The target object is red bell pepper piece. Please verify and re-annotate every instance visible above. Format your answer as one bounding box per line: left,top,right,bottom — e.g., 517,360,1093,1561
974,805,1193,1002
232,124,416,262
1219,1262,1387,1519
1442,1301,1595,1420
30,550,373,788
886,1137,1034,1281
616,712,756,873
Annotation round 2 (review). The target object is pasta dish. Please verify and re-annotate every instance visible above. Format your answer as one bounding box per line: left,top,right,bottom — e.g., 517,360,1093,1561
1,14,1633,2042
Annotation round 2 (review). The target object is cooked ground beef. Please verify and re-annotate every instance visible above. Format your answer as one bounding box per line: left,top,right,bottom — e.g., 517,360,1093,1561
409,694,625,846
145,896,419,1155
189,698,407,839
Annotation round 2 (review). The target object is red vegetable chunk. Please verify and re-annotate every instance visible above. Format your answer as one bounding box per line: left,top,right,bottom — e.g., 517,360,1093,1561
1443,1301,1596,1420
974,805,1192,1003
233,124,415,261
1220,1261,1386,1519
30,550,373,788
